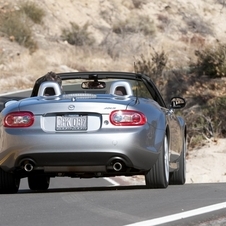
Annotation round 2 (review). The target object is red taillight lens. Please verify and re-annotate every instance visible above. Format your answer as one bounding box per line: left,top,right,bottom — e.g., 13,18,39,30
3,111,34,128
110,110,147,126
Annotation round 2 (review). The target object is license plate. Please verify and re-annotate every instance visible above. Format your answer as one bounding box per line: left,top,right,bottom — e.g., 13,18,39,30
56,115,87,131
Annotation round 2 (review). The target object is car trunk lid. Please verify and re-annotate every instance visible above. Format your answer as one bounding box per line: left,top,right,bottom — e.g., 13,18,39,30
18,94,136,132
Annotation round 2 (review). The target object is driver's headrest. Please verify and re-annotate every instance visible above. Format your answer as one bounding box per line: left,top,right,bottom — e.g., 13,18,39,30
37,81,62,96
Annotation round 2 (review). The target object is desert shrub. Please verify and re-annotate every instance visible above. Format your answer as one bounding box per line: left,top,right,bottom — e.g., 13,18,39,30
100,10,112,24
216,0,226,6
203,96,226,136
113,15,155,36
0,1,44,52
185,95,226,149
134,47,168,94
61,22,95,46
186,111,213,149
0,10,37,52
20,1,45,24
193,43,226,78
132,0,147,8
134,47,167,79
184,15,213,36
187,132,205,150
0,50,4,65
184,103,208,148
157,14,169,24
100,32,122,59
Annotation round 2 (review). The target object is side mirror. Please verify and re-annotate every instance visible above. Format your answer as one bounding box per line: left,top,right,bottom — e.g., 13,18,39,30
170,97,186,109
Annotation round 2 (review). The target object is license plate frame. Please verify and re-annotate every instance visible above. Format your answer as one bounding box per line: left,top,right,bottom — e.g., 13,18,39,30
56,115,88,131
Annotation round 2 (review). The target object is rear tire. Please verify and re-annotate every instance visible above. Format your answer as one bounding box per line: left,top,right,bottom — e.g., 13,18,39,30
169,137,186,185
28,175,50,191
145,135,169,188
0,168,20,194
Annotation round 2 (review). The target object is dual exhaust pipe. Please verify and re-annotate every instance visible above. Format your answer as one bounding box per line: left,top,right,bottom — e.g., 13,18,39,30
112,161,123,171
108,158,126,172
20,158,127,173
20,159,35,172
24,162,34,172
23,161,125,172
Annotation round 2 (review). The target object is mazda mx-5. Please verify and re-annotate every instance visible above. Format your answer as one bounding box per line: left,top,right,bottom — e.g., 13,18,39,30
0,71,186,193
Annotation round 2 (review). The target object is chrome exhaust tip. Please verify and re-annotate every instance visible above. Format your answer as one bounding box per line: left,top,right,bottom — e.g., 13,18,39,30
106,157,127,172
112,162,123,172
20,159,35,172
24,163,34,172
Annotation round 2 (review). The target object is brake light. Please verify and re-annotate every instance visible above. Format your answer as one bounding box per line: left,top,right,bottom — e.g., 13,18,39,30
3,111,34,127
110,110,147,126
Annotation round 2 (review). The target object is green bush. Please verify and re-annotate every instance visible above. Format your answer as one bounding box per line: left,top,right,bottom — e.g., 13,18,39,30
61,22,95,46
194,43,226,78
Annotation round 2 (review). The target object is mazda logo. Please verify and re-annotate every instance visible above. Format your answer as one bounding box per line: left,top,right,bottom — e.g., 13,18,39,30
68,105,75,110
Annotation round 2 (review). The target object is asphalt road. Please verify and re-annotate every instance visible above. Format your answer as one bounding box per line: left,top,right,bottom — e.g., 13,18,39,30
0,177,226,226
1,90,226,226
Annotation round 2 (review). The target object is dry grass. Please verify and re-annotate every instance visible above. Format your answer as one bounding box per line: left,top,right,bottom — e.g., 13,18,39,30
0,1,45,54
0,42,135,93
113,14,156,36
20,1,45,24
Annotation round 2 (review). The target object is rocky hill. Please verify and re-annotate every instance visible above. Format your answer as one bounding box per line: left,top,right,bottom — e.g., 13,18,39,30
0,0,226,90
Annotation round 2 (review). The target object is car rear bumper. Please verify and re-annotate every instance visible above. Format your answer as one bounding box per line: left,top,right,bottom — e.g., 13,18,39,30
0,128,163,174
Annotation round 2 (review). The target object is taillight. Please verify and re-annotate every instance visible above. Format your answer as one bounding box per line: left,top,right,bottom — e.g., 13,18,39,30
110,110,147,126
3,111,34,128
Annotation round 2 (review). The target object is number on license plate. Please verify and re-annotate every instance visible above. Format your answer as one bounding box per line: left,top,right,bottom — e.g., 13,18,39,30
56,115,87,131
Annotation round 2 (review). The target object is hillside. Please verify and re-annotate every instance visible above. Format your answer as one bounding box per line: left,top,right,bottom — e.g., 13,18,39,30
1,0,226,92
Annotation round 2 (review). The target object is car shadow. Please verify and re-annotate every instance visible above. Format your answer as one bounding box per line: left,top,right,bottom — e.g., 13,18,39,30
18,185,148,194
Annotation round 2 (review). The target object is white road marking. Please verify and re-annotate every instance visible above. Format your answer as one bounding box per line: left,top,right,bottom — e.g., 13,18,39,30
104,177,120,186
124,202,226,226
0,88,31,96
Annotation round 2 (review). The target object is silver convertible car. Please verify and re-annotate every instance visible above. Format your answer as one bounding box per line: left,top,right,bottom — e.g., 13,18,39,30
0,71,186,193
